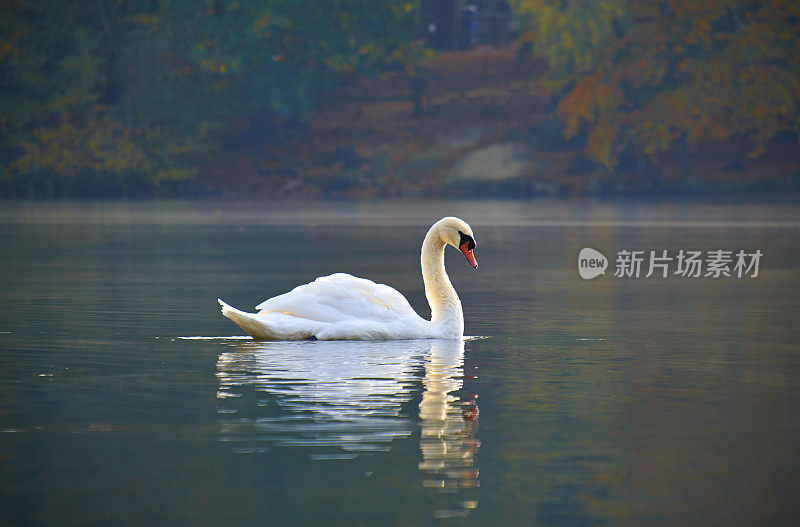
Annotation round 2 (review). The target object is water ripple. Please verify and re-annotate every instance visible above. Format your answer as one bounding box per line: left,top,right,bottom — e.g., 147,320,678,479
215,338,481,518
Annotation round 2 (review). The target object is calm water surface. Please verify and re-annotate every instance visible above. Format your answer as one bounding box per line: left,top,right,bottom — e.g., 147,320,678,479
1,199,799,525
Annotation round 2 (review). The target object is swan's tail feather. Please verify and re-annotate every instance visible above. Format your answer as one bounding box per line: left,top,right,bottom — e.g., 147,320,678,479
218,299,276,340
218,299,313,341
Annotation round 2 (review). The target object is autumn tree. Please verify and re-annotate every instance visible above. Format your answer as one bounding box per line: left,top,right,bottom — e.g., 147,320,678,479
0,0,420,195
512,0,800,171
0,1,197,193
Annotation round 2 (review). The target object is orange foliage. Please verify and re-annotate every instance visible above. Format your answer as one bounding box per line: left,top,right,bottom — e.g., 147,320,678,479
530,0,800,168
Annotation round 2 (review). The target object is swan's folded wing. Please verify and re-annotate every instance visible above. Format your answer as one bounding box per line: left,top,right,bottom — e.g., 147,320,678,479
255,273,421,323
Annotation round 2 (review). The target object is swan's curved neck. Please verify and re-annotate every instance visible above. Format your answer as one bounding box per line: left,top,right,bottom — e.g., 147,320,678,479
421,225,463,335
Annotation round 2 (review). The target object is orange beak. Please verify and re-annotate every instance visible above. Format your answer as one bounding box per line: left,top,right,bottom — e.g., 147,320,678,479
460,242,478,269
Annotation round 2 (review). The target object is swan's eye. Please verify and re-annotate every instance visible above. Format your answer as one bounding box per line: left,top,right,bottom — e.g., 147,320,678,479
458,230,476,250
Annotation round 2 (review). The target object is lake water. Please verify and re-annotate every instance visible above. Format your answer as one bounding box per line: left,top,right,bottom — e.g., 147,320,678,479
1,199,799,525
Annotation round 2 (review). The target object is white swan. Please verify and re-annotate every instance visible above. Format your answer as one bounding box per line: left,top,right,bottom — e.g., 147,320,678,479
218,216,478,340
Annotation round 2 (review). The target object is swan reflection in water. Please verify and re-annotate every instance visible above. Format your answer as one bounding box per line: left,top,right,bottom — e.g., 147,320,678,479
419,340,480,518
215,338,479,517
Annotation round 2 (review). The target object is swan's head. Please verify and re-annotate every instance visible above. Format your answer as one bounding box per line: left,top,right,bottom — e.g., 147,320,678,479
435,217,478,269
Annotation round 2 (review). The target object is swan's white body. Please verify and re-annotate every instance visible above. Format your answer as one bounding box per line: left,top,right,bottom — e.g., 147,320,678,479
218,217,478,340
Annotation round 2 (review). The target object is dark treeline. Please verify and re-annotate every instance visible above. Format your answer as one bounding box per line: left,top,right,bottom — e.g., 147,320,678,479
0,0,420,197
1,1,798,197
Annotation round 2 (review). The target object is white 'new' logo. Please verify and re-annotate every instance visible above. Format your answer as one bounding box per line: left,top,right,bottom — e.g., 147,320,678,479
578,248,608,279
